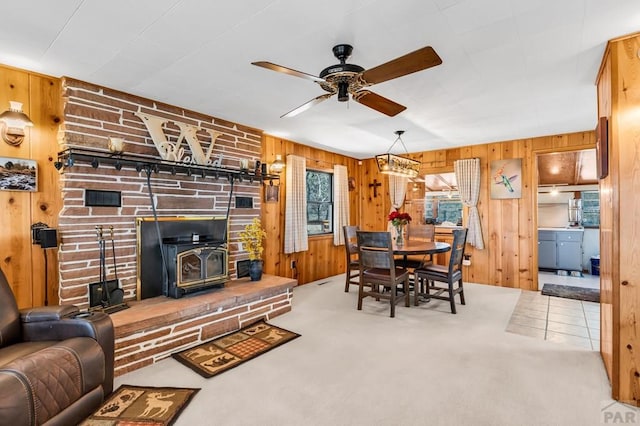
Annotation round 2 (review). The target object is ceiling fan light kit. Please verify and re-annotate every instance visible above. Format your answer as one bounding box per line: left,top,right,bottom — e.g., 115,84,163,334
376,130,421,179
252,43,442,118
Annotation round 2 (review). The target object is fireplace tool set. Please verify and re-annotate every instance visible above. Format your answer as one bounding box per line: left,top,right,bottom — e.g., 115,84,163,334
90,225,129,314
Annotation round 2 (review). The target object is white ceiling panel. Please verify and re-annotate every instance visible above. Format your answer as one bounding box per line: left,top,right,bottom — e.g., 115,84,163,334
442,0,513,35
0,0,636,158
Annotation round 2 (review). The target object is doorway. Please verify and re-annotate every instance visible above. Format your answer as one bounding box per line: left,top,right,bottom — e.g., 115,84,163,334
505,148,601,350
535,148,600,291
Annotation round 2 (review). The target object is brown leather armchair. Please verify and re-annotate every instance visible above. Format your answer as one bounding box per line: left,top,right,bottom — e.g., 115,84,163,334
0,268,114,426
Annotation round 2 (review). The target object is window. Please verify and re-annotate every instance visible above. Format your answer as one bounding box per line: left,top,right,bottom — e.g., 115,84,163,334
306,170,333,235
581,191,600,228
422,172,463,226
424,195,463,225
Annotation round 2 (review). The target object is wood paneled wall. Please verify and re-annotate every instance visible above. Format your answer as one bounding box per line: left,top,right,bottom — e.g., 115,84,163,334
596,33,640,405
359,131,595,291
264,129,593,290
261,135,360,284
597,40,614,389
0,64,62,308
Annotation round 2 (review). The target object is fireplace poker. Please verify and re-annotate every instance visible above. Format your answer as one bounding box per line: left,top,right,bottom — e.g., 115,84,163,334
96,226,112,307
108,225,126,307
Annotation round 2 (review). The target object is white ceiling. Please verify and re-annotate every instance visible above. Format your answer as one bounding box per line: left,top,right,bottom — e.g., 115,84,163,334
1,0,638,159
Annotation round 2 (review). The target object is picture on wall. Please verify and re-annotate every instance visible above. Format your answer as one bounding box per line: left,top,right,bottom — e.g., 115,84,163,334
596,116,609,179
265,183,279,202
490,158,521,199
0,156,37,192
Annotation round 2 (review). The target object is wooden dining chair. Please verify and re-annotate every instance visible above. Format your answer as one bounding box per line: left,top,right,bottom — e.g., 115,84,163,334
401,223,436,269
343,225,360,292
356,231,410,318
414,228,468,313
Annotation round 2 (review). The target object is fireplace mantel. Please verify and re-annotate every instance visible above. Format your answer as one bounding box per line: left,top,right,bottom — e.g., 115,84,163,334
56,147,280,184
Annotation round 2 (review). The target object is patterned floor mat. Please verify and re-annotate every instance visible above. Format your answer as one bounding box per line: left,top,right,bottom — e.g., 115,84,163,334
172,320,300,378
81,384,199,425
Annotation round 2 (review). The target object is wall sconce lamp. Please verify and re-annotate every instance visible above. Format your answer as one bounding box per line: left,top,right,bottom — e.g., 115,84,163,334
0,101,33,146
270,154,285,174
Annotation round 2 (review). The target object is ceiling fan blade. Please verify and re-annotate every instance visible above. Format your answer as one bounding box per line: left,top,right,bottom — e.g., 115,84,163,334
360,46,442,85
281,93,334,118
352,90,406,117
252,61,325,83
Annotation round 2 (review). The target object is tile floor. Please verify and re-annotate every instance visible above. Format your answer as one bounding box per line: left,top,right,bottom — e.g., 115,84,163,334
538,270,600,290
506,272,601,350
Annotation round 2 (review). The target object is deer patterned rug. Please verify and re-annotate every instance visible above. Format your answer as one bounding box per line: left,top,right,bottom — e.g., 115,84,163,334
81,385,199,425
172,320,300,378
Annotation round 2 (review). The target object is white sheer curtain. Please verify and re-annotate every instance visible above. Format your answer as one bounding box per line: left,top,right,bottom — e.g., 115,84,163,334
333,164,350,246
284,155,308,254
388,175,408,232
454,158,484,249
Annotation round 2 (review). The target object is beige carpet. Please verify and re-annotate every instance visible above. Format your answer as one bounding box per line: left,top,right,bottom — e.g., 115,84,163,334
116,276,613,426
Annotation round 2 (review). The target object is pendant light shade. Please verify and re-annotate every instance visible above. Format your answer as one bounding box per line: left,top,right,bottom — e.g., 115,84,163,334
375,130,420,178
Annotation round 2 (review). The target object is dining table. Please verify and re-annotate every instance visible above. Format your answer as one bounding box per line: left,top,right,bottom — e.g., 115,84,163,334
392,240,451,256
392,240,451,306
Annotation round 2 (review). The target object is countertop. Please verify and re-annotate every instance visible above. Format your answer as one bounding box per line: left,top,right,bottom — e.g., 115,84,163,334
435,225,464,233
538,227,584,232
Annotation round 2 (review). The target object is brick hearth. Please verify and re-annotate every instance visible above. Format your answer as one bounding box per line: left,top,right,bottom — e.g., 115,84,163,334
109,274,296,376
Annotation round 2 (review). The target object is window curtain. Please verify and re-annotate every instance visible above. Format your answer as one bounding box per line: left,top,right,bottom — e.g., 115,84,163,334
388,175,408,232
454,158,484,249
333,165,350,246
284,154,308,254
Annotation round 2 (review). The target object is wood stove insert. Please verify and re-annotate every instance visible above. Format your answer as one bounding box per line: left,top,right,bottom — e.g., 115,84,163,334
136,217,229,300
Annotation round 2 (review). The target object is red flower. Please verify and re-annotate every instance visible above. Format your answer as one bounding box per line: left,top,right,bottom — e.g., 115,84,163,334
387,210,412,226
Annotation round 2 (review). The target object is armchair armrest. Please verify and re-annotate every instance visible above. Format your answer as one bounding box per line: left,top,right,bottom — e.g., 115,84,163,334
20,310,115,396
20,305,79,323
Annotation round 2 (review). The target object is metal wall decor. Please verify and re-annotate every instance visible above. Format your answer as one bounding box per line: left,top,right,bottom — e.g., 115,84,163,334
55,147,280,186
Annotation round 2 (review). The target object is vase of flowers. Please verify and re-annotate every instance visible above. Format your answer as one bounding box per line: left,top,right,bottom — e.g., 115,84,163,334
239,218,267,281
388,210,412,246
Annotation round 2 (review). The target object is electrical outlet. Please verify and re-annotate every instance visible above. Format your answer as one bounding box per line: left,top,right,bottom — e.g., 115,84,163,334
238,242,243,251
290,260,296,269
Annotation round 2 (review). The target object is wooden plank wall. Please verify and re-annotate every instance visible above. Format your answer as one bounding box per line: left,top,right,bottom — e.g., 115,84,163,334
597,42,614,388
0,64,62,308
597,33,640,405
359,131,595,291
261,134,360,284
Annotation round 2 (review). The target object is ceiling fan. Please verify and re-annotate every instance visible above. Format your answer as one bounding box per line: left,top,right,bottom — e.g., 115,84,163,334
252,44,442,118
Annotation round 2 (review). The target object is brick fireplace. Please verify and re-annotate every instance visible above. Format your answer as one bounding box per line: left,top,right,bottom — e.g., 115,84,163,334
57,78,263,308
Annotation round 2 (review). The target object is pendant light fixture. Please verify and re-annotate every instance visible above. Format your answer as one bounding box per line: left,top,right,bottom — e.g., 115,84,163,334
375,130,420,178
